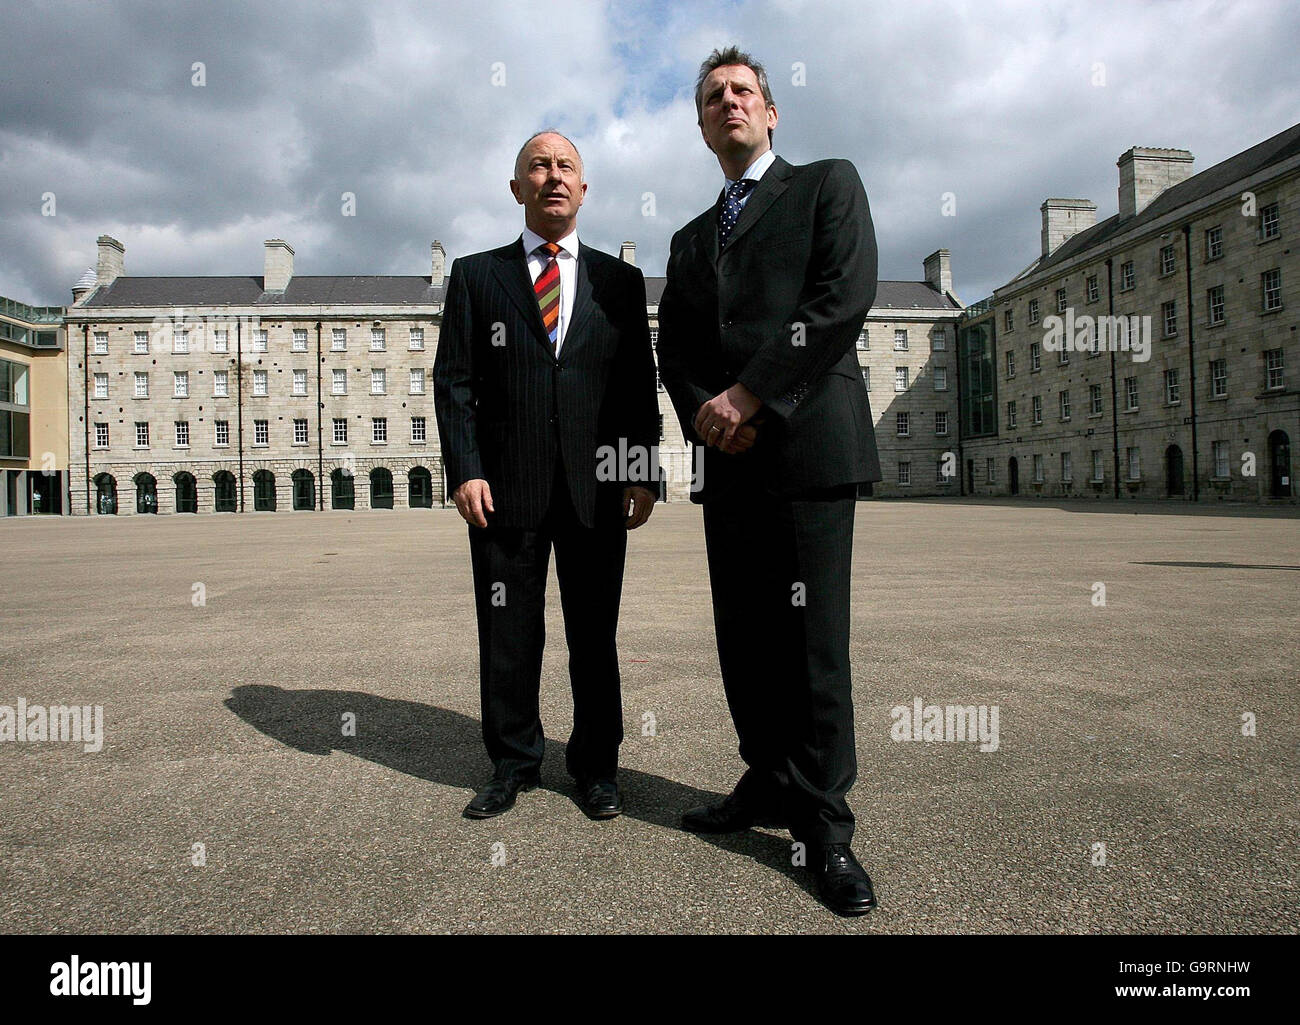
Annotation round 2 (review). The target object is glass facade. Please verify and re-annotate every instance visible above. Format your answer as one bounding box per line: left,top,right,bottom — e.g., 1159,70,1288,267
958,316,998,438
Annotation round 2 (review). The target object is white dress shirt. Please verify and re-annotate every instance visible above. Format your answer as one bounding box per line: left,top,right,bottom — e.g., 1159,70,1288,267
522,227,579,355
724,148,777,211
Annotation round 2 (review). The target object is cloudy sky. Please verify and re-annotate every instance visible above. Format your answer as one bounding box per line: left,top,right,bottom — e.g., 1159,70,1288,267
2,0,1298,307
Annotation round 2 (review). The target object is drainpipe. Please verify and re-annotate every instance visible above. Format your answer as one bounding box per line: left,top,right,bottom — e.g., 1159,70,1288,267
82,324,91,514
236,319,244,512
1106,258,1119,499
315,321,323,510
1182,224,1199,502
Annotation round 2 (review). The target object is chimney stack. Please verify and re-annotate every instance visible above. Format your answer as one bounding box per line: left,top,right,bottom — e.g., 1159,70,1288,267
263,239,294,292
431,240,445,289
619,241,636,265
1040,199,1098,258
96,235,124,287
923,249,952,297
1117,147,1194,219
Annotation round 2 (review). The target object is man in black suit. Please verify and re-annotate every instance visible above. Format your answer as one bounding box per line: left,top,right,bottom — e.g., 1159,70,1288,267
657,47,882,915
433,131,659,821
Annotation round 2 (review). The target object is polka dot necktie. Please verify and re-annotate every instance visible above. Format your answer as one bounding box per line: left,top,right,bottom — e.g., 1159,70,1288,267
718,179,757,249
533,242,562,352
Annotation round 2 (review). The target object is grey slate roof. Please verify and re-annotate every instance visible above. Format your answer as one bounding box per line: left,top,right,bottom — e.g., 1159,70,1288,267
644,277,960,311
81,275,444,308
1025,120,1300,279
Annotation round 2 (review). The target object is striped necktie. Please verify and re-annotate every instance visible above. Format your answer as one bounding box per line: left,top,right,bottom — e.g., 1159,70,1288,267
718,178,757,248
533,242,562,352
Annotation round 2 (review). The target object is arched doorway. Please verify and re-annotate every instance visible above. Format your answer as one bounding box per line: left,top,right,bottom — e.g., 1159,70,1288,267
135,473,158,514
1165,445,1185,497
252,469,276,511
370,467,393,509
408,466,432,508
174,471,197,513
94,473,118,515
1269,430,1292,498
1008,457,1020,496
331,467,354,510
292,469,315,510
213,471,237,512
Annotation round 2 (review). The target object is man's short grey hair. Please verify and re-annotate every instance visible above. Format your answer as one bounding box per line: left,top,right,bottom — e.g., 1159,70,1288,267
513,129,584,181
694,45,775,143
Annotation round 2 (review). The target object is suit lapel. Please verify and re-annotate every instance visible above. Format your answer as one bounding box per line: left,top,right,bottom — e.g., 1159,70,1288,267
718,156,792,255
561,246,596,358
702,187,724,266
492,238,551,350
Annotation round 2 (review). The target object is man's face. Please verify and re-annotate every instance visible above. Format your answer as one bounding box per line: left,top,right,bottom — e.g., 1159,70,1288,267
698,64,777,158
510,134,587,237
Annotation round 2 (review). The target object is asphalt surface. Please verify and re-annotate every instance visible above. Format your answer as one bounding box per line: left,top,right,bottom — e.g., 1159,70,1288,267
1,498,1296,934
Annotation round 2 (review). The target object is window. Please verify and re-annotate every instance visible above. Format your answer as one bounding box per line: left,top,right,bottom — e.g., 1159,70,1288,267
932,327,947,351
294,418,308,444
658,414,665,442
134,331,149,354
1262,269,1282,311
986,457,995,484
412,416,426,443
656,368,665,392
1058,343,1069,366
1006,350,1015,378
1090,383,1102,415
252,330,268,352
293,369,308,396
292,329,308,352
372,417,387,443
933,366,948,391
1056,288,1067,313
1125,377,1138,410
1006,401,1017,429
174,371,188,397
1127,446,1141,480
1033,454,1044,483
94,332,108,354
175,421,189,447
1265,348,1284,390
410,327,424,350
856,331,869,351
1208,285,1225,325
1086,275,1099,303
215,420,229,446
135,422,149,447
1028,299,1040,325
254,419,269,445
213,370,228,397
935,411,948,435
333,418,347,444
1205,226,1222,261
94,422,109,447
1032,395,1042,424
1213,440,1229,478
1059,390,1070,420
1030,342,1041,371
371,369,385,394
1210,359,1227,398
332,328,347,351
861,367,870,390
1091,450,1104,482
1120,261,1135,290
894,367,908,392
409,368,425,394
1004,309,1014,331
1162,300,1177,337
371,327,386,351
649,329,658,347
213,330,228,354
1060,451,1072,482
1160,245,1176,275
332,369,347,395
896,412,910,437
897,461,911,486
1260,202,1279,240
893,329,908,351
1165,368,1180,404
936,459,950,484
134,372,149,398
253,369,268,396
94,373,108,399
173,326,189,354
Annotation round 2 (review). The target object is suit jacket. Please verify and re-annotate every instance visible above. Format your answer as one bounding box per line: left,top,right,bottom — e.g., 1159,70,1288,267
433,237,659,529
657,155,882,502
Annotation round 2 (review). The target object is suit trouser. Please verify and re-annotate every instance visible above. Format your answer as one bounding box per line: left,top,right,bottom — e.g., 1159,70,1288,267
702,475,858,846
467,467,628,783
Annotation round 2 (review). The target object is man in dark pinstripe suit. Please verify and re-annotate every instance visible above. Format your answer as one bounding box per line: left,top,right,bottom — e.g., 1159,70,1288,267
433,131,659,822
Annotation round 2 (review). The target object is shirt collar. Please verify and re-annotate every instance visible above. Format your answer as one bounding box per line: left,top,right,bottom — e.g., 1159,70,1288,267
522,227,579,260
724,149,777,190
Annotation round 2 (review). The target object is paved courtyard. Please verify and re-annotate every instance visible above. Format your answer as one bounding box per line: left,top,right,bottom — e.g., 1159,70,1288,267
1,498,1296,934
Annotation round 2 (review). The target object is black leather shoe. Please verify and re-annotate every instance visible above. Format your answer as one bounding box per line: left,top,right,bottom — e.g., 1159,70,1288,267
576,780,623,820
809,843,877,916
462,776,538,819
681,790,788,833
